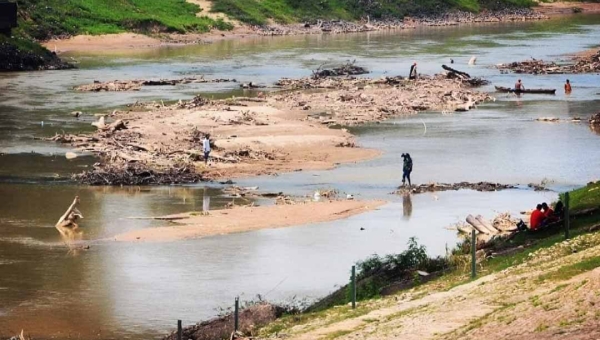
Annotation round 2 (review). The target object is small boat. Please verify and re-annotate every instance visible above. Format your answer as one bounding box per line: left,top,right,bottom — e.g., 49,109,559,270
495,86,556,94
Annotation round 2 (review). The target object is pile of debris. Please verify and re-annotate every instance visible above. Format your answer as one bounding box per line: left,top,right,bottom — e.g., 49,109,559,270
252,9,546,37
222,148,278,162
570,49,600,73
590,112,600,125
496,59,563,74
398,182,515,195
74,77,236,92
275,76,368,90
313,62,369,78
442,64,489,87
497,50,600,74
274,75,493,125
74,162,203,185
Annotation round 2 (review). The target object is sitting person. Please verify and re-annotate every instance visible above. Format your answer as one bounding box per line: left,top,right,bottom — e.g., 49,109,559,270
529,204,545,231
542,202,562,223
554,201,564,218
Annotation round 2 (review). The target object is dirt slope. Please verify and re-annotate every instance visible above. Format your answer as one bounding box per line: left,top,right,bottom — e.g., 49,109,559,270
264,232,600,340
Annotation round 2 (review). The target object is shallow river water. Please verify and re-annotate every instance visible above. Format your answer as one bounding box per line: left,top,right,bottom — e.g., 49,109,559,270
1,14,600,339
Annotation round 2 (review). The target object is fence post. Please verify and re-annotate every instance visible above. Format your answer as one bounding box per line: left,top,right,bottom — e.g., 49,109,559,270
351,265,356,309
234,296,239,333
471,229,477,279
177,320,182,340
565,192,570,240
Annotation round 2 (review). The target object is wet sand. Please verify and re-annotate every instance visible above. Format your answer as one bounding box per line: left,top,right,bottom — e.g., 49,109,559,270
113,199,386,242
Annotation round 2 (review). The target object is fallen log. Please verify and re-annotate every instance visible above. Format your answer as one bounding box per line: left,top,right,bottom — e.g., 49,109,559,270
442,64,471,78
466,214,491,235
475,215,500,234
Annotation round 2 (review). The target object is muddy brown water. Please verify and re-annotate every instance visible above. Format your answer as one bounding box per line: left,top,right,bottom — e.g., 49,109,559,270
1,15,600,339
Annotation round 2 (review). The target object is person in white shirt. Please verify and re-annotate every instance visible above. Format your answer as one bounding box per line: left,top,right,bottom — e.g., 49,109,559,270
202,135,211,165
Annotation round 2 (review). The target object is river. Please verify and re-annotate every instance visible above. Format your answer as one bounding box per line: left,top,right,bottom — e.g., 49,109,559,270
0,14,599,339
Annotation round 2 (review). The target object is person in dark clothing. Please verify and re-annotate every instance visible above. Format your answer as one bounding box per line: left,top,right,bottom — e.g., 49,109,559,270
554,201,564,218
401,153,413,186
409,62,417,80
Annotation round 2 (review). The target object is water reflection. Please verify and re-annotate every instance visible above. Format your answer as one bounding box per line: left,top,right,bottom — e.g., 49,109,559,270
402,193,413,220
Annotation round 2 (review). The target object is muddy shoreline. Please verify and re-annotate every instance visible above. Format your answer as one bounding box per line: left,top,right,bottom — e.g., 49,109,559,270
43,8,550,55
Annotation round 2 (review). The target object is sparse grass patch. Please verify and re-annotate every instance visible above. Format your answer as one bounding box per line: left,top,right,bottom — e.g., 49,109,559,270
536,256,600,282
324,329,353,339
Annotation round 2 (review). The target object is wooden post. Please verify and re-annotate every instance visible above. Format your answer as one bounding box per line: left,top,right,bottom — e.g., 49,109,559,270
177,320,182,340
234,296,239,333
565,192,570,240
351,265,356,309
471,229,477,279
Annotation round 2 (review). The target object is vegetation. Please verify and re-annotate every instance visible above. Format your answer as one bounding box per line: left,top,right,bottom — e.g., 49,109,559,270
13,0,231,40
258,182,600,338
211,0,536,25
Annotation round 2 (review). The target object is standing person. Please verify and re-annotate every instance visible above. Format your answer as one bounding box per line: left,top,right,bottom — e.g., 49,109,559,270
401,153,413,187
202,135,211,165
564,79,572,94
409,62,417,80
514,79,525,92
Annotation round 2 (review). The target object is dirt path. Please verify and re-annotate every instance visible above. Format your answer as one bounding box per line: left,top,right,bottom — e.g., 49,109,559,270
265,232,600,340
186,0,238,25
113,199,385,242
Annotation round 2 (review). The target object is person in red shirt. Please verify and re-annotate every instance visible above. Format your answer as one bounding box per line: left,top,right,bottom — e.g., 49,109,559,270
543,202,561,223
530,204,545,230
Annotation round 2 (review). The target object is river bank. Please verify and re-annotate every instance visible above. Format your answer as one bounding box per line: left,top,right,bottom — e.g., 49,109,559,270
43,8,549,55
191,183,600,340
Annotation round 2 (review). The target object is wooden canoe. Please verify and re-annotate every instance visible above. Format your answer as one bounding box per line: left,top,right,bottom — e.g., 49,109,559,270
495,86,556,94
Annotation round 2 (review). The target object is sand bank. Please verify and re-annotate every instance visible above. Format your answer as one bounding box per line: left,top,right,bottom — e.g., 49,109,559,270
114,199,386,242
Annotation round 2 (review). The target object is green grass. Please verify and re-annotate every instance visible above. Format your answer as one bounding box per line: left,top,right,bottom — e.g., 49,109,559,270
536,256,600,282
563,181,600,212
15,0,233,40
211,0,536,25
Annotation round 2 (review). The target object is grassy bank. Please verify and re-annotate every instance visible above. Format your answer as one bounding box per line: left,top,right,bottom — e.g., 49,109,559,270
257,182,600,339
15,0,231,40
211,0,536,25
1,0,233,71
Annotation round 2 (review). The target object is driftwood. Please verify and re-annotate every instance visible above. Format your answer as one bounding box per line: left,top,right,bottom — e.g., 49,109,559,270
75,77,237,92
497,51,600,74
442,64,471,78
74,163,203,185
312,61,368,79
475,215,500,235
56,196,83,229
466,215,491,235
400,182,515,195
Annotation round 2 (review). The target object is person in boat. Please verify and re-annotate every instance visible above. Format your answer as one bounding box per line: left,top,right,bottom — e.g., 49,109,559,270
529,204,545,231
564,79,572,94
409,62,417,80
514,79,525,92
401,153,413,186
